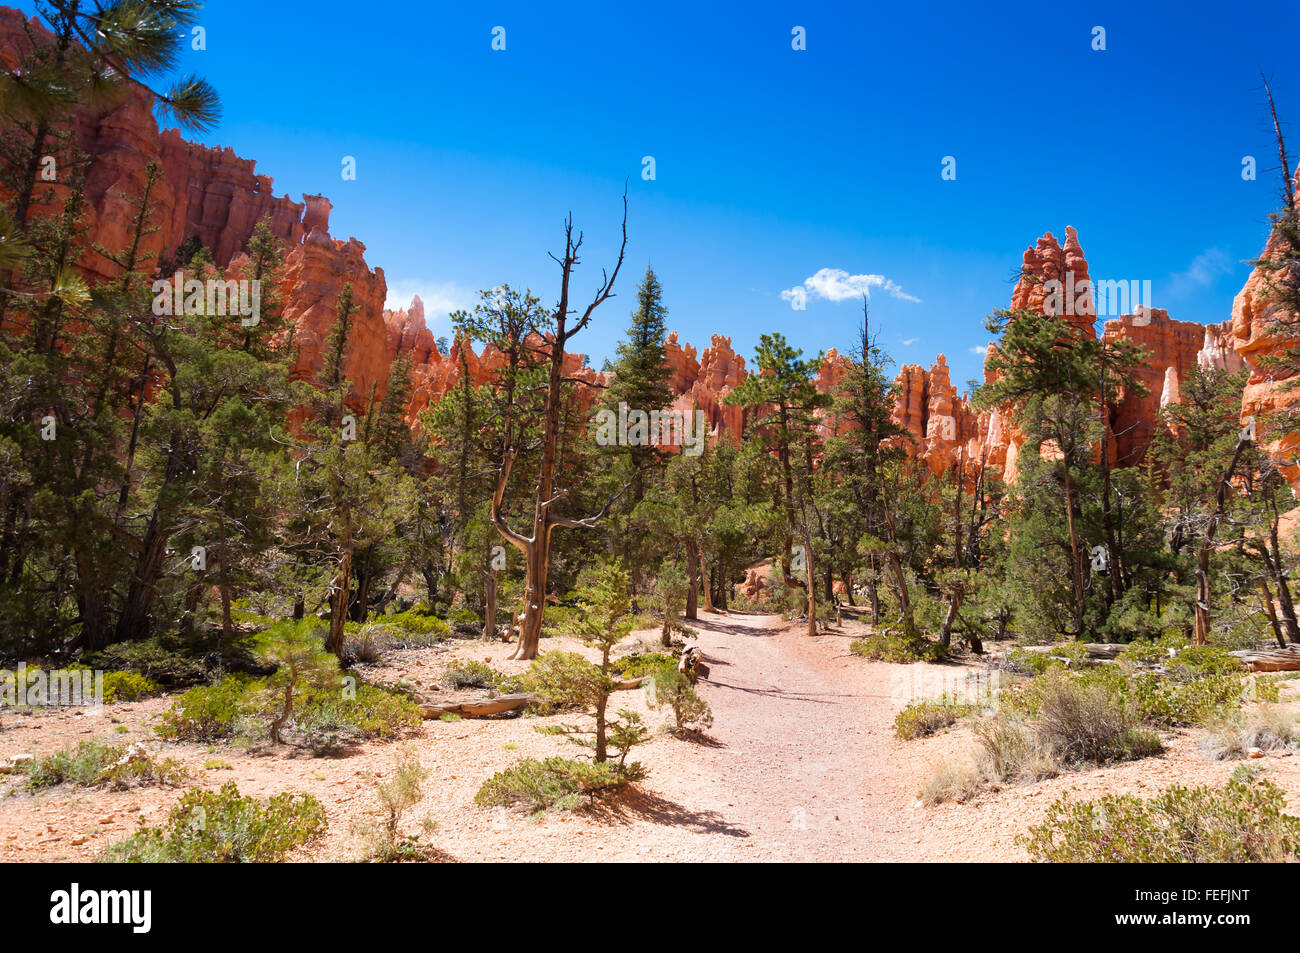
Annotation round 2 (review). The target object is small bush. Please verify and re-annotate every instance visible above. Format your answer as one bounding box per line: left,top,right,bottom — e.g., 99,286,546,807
1033,674,1163,765
383,610,451,646
475,757,626,812
101,671,164,702
922,761,981,806
358,745,436,862
973,717,1058,783
1003,643,1089,676
343,625,386,664
156,674,419,746
614,651,677,680
84,637,214,687
25,742,186,791
155,675,256,742
290,683,422,744
441,659,505,690
1200,707,1295,761
850,631,948,663
895,695,973,740
1020,780,1300,862
647,663,713,733
102,783,327,863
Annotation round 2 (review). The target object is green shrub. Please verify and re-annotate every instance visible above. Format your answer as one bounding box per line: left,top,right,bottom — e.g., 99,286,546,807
1033,673,1163,765
614,651,677,679
1021,780,1300,862
441,659,505,690
448,608,480,627
647,663,713,733
156,674,418,745
155,675,256,741
1004,642,1089,676
84,637,214,687
1115,632,1188,668
1007,657,1246,729
850,631,948,663
895,695,973,740
384,609,451,645
295,683,422,742
474,757,627,812
1165,645,1244,681
25,741,185,790
1124,670,1246,727
102,783,327,862
102,670,163,702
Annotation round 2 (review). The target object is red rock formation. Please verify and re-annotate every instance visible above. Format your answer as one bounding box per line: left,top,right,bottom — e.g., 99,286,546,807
1,7,307,284
1011,226,1094,334
685,334,746,441
1230,190,1300,490
1197,319,1244,374
1102,306,1206,466
664,331,700,394
889,355,979,475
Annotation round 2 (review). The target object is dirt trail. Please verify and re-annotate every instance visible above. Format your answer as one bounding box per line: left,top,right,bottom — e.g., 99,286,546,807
643,610,920,860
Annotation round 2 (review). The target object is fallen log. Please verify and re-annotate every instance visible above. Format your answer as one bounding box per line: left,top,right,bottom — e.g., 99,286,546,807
1231,645,1300,672
1013,643,1125,662
420,693,540,719
419,676,651,719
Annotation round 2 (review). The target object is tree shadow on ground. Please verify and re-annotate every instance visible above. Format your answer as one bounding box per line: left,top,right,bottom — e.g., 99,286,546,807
665,728,726,748
586,787,750,838
704,677,844,704
691,619,782,639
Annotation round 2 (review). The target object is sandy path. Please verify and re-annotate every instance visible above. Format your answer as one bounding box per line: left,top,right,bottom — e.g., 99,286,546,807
667,611,902,859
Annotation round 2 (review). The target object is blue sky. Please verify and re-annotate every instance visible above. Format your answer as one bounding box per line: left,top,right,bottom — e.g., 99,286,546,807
29,0,1300,388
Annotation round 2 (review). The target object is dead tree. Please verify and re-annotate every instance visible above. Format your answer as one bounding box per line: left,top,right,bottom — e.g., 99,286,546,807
492,197,629,660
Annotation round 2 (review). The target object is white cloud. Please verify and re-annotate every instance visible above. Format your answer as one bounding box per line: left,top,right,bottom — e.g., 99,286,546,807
902,337,917,346
1167,248,1235,298
970,344,989,356
384,279,478,325
781,267,920,305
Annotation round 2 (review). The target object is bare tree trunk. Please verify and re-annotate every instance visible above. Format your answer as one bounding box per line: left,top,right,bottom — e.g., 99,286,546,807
326,545,352,656
1060,457,1085,637
685,538,700,620
1266,503,1300,642
1260,577,1288,650
1193,438,1249,645
482,567,499,641
939,582,965,649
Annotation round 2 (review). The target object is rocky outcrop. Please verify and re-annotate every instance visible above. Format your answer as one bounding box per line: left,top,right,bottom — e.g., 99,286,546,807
889,355,980,474
1230,199,1300,490
673,334,746,441
1101,306,1207,466
1,7,307,284
1011,226,1094,334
